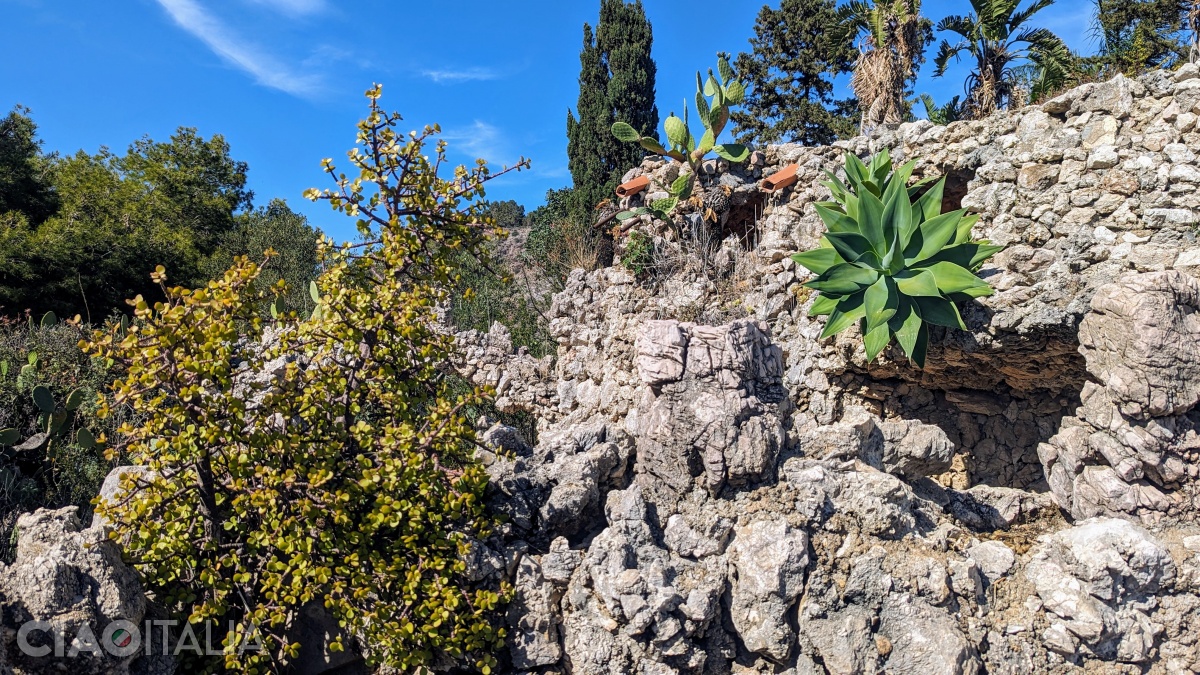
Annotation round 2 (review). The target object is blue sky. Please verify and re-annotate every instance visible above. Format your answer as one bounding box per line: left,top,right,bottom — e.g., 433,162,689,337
1,0,1095,242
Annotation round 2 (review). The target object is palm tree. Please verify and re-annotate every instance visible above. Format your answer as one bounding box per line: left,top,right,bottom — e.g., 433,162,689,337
841,0,934,134
918,93,967,124
933,0,1073,118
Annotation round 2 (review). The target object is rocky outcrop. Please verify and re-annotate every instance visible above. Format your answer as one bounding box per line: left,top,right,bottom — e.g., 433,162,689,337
459,70,1200,673
0,507,172,675
1040,271,1200,522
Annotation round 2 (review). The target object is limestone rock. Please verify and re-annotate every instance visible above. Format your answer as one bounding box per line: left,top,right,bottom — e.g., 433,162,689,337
1079,271,1200,420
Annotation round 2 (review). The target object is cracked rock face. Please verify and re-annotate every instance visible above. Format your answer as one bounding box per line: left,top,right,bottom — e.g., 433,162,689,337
1041,271,1200,522
0,507,172,675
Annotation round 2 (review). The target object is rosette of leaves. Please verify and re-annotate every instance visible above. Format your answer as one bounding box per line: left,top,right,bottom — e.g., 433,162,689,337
612,55,750,221
792,150,1003,367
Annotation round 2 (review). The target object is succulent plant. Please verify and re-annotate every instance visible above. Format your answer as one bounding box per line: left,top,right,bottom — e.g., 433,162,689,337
612,55,750,222
791,150,1003,368
0,384,97,453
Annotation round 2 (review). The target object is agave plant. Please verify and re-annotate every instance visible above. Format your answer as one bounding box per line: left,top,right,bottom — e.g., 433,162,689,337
792,150,1003,367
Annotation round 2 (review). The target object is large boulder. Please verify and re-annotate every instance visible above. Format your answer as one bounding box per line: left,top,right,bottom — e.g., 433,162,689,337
0,507,171,675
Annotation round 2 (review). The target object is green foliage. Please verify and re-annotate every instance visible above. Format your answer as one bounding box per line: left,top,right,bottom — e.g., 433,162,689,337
88,86,519,673
612,55,749,221
0,319,120,561
0,125,253,320
0,106,58,225
918,93,968,124
731,0,858,146
620,230,655,277
933,0,1073,117
1089,0,1192,75
840,0,935,132
567,0,659,220
792,150,1003,367
525,188,608,289
203,198,321,315
449,203,554,358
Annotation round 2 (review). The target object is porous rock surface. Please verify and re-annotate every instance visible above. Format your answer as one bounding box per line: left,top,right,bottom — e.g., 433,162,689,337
459,70,1200,673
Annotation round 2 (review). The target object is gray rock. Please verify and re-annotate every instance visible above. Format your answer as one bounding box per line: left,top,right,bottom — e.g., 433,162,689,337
728,519,809,661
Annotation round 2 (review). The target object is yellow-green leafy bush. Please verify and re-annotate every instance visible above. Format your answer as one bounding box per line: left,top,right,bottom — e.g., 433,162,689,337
87,86,526,673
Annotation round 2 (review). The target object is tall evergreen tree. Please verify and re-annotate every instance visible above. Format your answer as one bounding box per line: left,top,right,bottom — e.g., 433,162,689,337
567,0,658,219
0,106,58,225
732,0,857,146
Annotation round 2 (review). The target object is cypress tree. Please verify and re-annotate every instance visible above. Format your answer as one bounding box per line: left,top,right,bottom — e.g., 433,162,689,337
567,0,658,220
732,0,857,147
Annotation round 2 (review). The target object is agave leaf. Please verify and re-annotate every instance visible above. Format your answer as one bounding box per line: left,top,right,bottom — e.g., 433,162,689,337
821,293,868,339
823,170,852,199
869,148,892,185
853,249,884,271
805,263,880,294
824,232,874,264
914,295,966,329
713,143,749,162
860,179,883,198
863,323,892,362
612,122,641,142
864,277,899,331
891,300,925,364
924,261,992,295
953,213,981,244
809,294,839,316
894,269,943,297
815,203,858,233
858,190,887,255
917,242,1004,271
844,153,868,184
908,209,966,264
914,177,946,222
791,248,843,275
952,285,995,299
882,160,916,205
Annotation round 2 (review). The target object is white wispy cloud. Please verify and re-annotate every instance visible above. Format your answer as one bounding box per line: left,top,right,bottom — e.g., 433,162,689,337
422,66,500,84
244,0,326,17
154,0,321,96
441,121,517,164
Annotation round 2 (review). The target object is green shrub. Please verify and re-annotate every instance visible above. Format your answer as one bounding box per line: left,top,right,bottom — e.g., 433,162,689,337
448,247,554,358
621,230,656,277
0,316,121,560
88,86,520,673
792,150,1002,367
